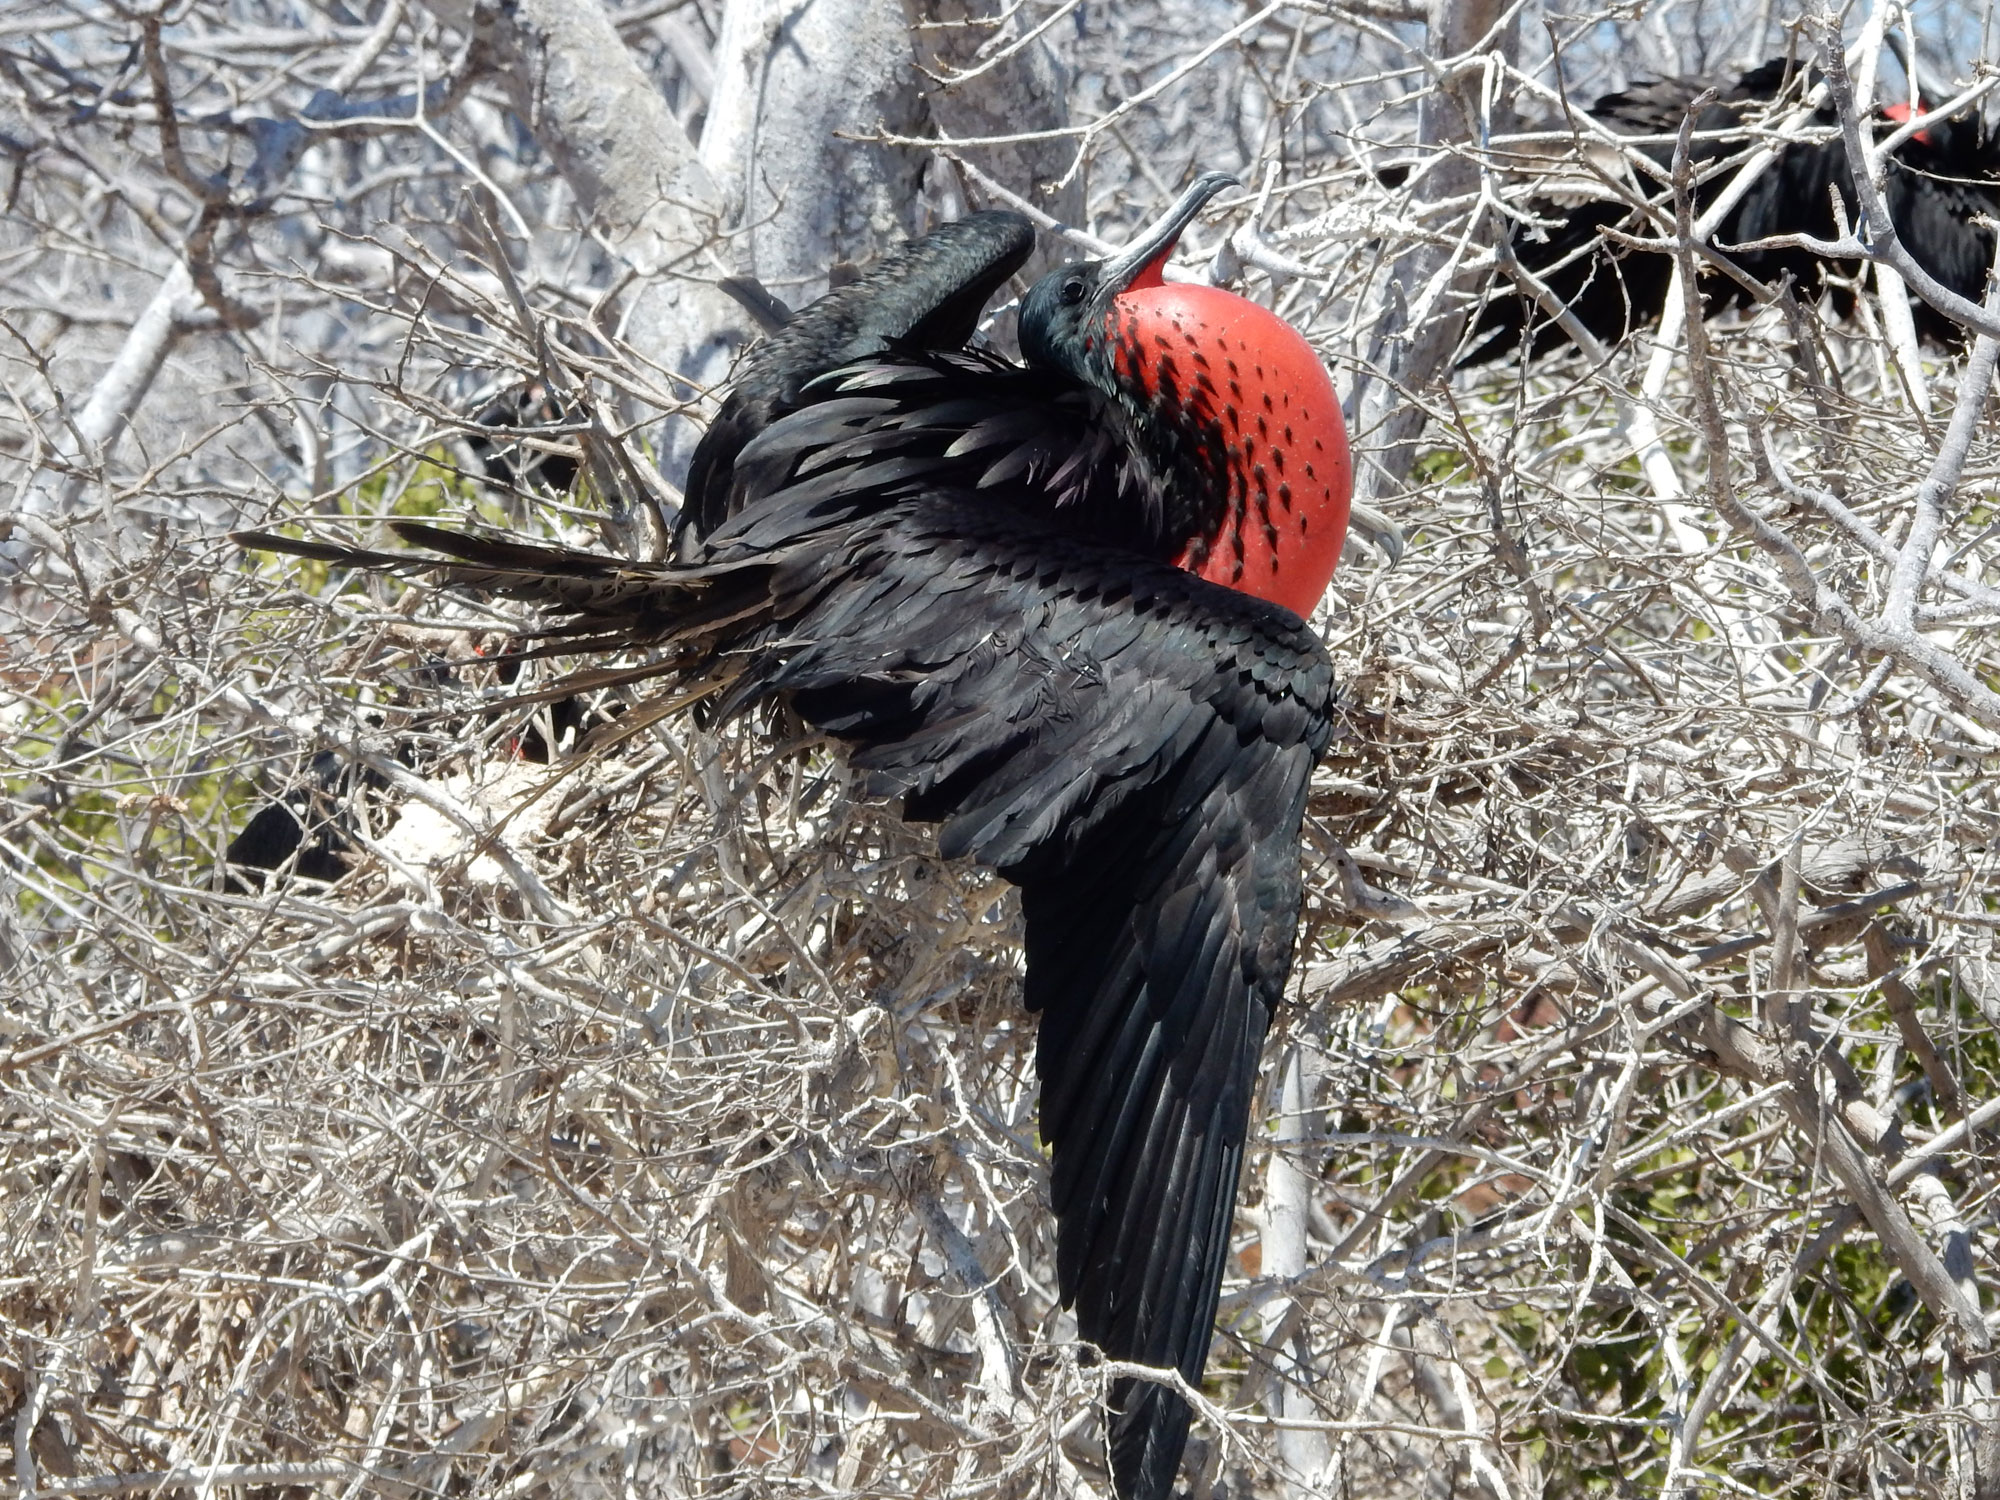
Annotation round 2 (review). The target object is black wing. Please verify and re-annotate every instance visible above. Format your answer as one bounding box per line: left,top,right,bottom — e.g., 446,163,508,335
1883,123,2000,344
242,502,1333,1500
1467,58,1820,365
755,504,1331,1497
682,211,1036,543
697,351,1170,557
1462,199,1674,366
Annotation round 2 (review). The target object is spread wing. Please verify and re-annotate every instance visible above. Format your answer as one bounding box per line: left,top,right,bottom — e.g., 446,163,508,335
682,210,1036,543
241,503,1333,1498
753,503,1331,1495
689,351,1175,568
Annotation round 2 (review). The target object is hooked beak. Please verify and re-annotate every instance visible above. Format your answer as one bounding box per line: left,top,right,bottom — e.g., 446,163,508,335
1343,500,1406,568
1092,171,1239,311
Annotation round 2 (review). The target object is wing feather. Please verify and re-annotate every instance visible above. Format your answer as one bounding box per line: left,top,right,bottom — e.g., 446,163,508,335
759,512,1329,1497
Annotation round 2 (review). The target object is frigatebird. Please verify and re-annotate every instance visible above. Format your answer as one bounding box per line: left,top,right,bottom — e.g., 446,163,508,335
239,172,1354,1498
1466,57,2000,364
467,382,580,497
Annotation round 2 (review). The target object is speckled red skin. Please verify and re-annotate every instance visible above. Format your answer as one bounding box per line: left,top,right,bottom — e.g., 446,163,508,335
1107,274,1352,618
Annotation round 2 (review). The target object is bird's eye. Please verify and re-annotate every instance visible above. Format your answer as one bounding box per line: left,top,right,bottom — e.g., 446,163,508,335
1061,277,1086,306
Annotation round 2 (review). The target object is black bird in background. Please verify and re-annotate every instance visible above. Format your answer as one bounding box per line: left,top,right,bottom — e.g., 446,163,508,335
241,173,1357,1498
1465,57,2000,365
220,652,600,888
467,381,581,496
222,749,354,886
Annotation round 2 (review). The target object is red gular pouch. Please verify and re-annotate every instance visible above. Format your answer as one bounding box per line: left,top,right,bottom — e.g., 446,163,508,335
1883,99,1933,147
1110,280,1353,619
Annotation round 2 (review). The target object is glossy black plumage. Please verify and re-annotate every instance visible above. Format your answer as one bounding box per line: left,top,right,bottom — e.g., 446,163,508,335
1467,58,2000,364
242,505,1331,1499
679,210,1035,545
241,199,1336,1500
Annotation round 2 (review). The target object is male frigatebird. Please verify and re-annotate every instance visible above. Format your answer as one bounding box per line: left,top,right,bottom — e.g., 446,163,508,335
1466,57,2000,364
240,172,1353,1499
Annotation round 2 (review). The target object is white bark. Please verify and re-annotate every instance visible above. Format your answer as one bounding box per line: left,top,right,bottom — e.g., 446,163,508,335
422,0,753,470
12,258,207,555
702,0,929,302
1346,0,1511,514
906,0,1083,278
1265,1046,1331,1493
71,262,203,456
653,14,717,103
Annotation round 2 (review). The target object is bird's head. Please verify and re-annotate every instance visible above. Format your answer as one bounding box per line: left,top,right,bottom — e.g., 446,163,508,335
1019,172,1353,618
1019,171,1239,383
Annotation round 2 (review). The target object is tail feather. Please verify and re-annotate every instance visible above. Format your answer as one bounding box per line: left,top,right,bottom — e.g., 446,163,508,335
387,521,669,579
232,530,429,573
238,525,781,645
235,524,788,728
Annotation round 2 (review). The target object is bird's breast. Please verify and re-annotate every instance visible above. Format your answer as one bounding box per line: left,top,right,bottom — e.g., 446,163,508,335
1109,282,1352,618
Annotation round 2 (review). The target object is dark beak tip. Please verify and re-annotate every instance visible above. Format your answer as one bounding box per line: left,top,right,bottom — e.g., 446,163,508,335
1097,171,1248,295
1184,170,1243,213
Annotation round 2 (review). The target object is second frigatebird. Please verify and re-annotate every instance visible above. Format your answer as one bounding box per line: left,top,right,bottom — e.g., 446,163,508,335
240,172,1353,1498
1466,57,2000,364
